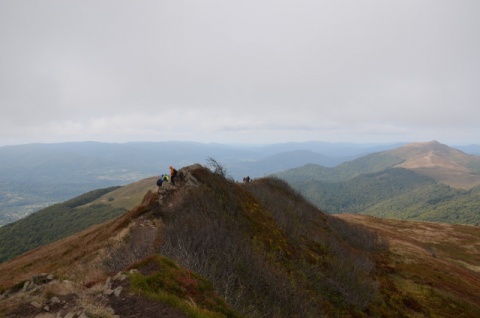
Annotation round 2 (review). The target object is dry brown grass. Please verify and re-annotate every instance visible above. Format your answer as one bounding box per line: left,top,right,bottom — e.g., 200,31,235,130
338,214,480,315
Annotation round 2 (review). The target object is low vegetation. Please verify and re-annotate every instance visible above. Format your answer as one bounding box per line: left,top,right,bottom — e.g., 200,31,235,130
154,168,387,317
129,255,241,318
338,214,480,317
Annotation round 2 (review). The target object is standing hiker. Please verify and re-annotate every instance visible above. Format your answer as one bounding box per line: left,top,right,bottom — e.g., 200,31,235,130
170,166,178,185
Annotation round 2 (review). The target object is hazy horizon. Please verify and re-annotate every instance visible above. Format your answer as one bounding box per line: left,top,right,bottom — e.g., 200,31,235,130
1,1,479,146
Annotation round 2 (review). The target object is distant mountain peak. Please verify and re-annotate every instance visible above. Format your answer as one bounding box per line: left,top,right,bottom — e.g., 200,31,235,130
390,141,480,189
392,140,468,159
402,140,448,150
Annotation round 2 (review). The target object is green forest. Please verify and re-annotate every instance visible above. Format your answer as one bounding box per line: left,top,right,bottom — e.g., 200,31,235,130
0,186,125,263
286,168,480,226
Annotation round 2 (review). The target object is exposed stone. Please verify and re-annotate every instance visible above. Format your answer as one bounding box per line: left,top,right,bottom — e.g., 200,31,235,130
161,181,177,190
64,312,77,318
44,304,50,311
113,272,127,281
22,280,30,292
31,301,43,309
103,277,112,290
49,296,61,305
103,288,114,295
185,178,200,187
113,286,123,297
180,165,202,188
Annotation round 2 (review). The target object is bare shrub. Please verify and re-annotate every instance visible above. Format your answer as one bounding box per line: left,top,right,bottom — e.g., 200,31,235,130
244,177,322,241
206,157,227,178
244,177,384,308
158,174,325,317
105,168,382,315
103,218,157,273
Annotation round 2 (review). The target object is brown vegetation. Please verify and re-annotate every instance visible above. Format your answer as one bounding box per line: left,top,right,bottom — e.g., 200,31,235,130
338,214,480,317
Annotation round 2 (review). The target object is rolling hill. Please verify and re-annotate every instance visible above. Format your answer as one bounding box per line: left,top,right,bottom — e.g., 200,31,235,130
1,164,479,317
275,141,480,225
0,176,158,263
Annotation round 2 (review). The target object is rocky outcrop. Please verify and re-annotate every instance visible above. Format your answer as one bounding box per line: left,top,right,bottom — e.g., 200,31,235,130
0,270,140,318
157,164,203,206
180,164,202,188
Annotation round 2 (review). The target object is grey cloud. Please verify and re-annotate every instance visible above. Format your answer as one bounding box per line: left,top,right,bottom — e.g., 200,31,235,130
1,0,479,145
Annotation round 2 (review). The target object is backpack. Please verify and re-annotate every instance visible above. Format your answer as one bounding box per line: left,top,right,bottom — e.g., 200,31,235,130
156,178,163,186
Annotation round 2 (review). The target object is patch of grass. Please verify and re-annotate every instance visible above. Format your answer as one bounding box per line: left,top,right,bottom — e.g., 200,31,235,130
129,255,241,318
431,241,479,265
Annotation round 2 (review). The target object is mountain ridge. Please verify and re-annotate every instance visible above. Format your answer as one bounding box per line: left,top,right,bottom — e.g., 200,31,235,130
0,164,385,317
275,141,480,224
1,163,479,317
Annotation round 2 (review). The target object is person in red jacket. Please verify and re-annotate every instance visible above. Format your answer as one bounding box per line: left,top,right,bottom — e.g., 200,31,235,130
170,166,177,185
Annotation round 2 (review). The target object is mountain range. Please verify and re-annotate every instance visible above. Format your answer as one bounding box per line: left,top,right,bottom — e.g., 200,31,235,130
0,140,409,225
1,164,479,317
275,141,480,225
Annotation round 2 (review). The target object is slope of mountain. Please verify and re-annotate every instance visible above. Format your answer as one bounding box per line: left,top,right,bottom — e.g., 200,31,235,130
0,176,158,263
275,141,480,225
362,184,480,224
390,141,480,189
337,214,480,317
1,164,479,317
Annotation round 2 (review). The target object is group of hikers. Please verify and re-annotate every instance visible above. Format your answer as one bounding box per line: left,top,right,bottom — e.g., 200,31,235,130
157,166,253,190
157,165,178,190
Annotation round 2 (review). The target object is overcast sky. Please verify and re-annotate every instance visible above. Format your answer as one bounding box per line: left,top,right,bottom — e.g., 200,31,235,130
1,0,479,146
